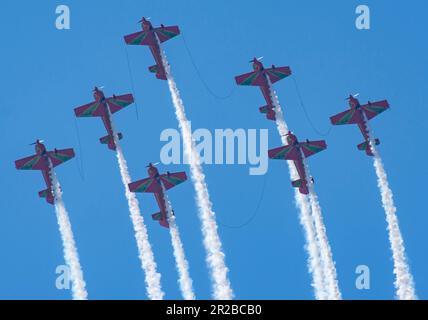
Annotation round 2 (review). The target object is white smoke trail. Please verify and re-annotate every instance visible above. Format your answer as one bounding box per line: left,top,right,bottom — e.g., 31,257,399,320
157,40,233,300
366,126,417,299
295,190,328,300
48,162,88,300
267,79,327,299
304,164,341,300
161,184,195,300
108,110,164,300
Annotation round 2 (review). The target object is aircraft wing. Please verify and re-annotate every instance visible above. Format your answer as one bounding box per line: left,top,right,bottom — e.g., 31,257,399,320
15,154,46,170
268,145,300,160
160,172,187,190
361,100,389,120
48,149,75,167
300,140,327,158
106,94,134,114
15,148,75,170
129,177,161,193
124,30,157,46
74,101,104,117
264,67,292,84
154,26,180,43
235,71,266,86
330,109,360,125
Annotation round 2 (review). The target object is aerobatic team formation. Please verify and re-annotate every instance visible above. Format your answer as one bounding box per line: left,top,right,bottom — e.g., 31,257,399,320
13,17,416,300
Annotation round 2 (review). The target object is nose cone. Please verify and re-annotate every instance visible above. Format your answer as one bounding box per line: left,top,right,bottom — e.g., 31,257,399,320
286,132,297,144
141,17,152,30
36,142,46,154
93,87,105,100
148,166,158,177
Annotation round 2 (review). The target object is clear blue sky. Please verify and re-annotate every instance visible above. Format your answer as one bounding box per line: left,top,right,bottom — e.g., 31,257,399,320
0,0,426,299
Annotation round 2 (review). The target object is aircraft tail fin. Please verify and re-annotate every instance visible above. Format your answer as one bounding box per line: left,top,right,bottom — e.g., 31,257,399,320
159,219,169,228
39,189,54,204
357,139,380,156
291,179,309,195
148,64,167,80
100,133,123,150
259,105,276,121
152,212,169,228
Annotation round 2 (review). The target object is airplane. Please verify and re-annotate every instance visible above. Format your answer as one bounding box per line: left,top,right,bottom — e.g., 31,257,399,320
330,94,389,156
124,17,180,80
14,140,75,204
268,132,327,195
74,87,134,151
128,163,187,228
235,57,292,121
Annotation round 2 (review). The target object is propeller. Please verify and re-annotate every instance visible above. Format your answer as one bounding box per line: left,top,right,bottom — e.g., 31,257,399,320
345,93,359,100
280,131,293,138
249,56,263,63
138,17,151,23
146,162,160,167
29,139,43,145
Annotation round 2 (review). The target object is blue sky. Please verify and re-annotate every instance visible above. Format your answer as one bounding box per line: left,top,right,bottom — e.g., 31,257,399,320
0,0,427,299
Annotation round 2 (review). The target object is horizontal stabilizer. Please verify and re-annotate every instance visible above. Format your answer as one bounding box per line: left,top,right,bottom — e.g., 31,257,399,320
38,189,49,198
357,139,380,156
152,212,162,221
100,133,123,150
292,179,309,195
259,105,269,114
39,189,54,204
291,179,303,188
149,65,159,74
152,212,169,228
148,64,166,80
100,133,123,144
259,105,276,120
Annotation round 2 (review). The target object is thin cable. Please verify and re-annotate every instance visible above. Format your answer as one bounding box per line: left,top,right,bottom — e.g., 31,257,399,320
217,174,267,229
181,33,236,100
292,77,332,137
124,45,140,120
73,117,85,181
280,43,332,137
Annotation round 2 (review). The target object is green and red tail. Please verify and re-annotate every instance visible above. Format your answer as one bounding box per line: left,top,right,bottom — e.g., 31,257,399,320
357,139,380,156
